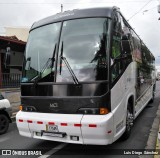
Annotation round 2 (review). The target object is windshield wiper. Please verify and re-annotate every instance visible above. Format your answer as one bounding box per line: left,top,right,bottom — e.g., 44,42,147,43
59,41,79,85
31,44,57,85
41,44,57,74
60,56,79,85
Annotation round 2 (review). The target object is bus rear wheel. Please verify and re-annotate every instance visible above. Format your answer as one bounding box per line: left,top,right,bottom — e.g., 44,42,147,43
150,86,155,103
122,105,134,140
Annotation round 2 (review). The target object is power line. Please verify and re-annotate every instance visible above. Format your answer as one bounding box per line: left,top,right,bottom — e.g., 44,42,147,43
128,0,155,20
142,6,157,13
0,0,157,5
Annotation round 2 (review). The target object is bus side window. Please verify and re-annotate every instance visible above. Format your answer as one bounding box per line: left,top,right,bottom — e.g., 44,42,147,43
112,36,121,58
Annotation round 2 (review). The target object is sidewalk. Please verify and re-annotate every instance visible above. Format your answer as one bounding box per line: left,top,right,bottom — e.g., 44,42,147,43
140,104,160,158
154,125,160,158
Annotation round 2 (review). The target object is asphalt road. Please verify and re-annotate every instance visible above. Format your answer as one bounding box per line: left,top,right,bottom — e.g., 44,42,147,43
0,81,160,158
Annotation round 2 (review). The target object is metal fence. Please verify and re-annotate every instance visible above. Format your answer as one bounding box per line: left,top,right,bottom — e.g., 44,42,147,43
1,73,22,88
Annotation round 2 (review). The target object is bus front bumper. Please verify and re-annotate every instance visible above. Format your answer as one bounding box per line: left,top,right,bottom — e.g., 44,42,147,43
16,111,113,145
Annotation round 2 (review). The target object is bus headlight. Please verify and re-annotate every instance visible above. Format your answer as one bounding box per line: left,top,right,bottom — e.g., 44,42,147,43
78,108,109,115
21,105,37,112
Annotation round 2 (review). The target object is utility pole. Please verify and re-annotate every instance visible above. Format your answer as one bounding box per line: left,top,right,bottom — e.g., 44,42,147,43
61,4,63,12
158,0,160,20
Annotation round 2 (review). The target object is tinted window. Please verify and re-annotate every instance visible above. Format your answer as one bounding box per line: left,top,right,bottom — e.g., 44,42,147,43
22,22,61,82
56,18,110,82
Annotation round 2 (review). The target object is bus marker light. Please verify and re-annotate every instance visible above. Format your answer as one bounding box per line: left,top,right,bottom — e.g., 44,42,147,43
27,120,33,123
107,130,112,134
19,119,23,122
37,121,43,124
100,108,109,115
89,124,97,128
61,123,68,126
48,122,55,125
74,124,81,127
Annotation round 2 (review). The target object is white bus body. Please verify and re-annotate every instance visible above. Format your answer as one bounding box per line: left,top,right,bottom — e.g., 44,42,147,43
16,7,155,145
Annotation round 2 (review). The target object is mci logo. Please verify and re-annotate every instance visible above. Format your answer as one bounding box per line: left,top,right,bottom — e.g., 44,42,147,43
50,103,58,108
2,150,11,155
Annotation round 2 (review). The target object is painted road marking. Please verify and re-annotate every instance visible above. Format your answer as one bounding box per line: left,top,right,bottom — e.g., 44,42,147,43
38,143,67,158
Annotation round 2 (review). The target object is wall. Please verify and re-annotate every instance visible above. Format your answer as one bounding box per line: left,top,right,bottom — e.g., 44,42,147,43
10,51,23,66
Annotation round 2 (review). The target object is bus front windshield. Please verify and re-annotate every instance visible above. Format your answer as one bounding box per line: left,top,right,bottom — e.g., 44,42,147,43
22,22,61,82
22,18,110,83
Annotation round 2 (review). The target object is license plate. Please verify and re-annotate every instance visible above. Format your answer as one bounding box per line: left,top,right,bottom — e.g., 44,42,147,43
43,132,65,138
46,124,59,132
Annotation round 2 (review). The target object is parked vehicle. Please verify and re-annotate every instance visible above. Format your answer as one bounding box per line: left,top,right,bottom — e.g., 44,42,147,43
0,93,12,134
157,72,160,80
156,66,160,80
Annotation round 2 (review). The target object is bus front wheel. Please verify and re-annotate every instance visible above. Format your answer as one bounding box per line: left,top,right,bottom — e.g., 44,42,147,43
122,105,134,140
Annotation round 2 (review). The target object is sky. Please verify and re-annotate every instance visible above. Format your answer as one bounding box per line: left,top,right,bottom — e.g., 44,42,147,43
0,0,160,64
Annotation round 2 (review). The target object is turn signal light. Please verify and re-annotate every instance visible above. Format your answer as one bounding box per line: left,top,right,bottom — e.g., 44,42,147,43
100,108,109,115
19,105,22,111
78,107,109,115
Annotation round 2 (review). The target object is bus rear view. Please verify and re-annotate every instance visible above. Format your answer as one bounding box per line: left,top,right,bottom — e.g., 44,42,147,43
16,7,155,145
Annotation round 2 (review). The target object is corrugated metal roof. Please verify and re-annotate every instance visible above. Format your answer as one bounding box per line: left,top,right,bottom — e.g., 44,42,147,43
0,35,26,45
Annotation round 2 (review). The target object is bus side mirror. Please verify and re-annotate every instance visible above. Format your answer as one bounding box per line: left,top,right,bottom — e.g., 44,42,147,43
121,35,131,54
25,57,31,70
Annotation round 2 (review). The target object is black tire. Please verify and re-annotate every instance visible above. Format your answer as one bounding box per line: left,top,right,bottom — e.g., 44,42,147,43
121,105,134,140
0,114,9,135
150,88,155,103
150,92,154,103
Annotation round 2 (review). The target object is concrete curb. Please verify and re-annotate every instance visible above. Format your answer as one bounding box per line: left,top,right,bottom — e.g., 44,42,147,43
154,125,160,158
0,88,20,92
140,103,160,158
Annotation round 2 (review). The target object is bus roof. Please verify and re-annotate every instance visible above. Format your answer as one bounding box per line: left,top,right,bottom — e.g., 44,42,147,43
31,7,118,30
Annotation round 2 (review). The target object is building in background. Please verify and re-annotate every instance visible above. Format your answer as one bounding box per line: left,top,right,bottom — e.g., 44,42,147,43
0,26,29,112
0,35,26,88
0,27,29,89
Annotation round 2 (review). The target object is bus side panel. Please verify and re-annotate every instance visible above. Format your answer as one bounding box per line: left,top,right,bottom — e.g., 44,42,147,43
135,85,153,118
111,62,136,142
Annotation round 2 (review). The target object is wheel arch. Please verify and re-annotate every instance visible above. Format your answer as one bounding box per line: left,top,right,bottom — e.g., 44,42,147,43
0,109,12,123
126,94,135,118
